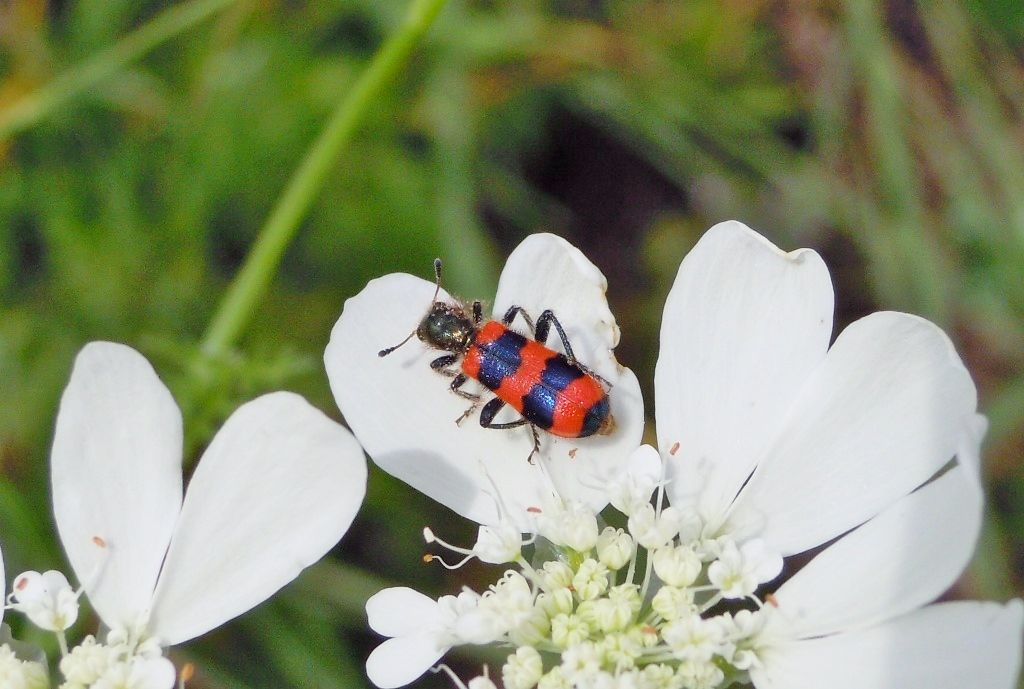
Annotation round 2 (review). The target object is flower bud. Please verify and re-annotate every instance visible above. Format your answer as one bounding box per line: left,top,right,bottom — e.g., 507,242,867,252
651,585,695,622
571,559,609,601
502,647,543,689
596,528,633,570
652,545,702,587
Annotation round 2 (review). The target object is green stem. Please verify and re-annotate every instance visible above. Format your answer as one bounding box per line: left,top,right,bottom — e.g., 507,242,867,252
199,0,450,356
0,0,237,141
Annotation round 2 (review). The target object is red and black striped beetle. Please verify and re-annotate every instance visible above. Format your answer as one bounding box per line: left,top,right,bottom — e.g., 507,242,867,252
379,259,615,461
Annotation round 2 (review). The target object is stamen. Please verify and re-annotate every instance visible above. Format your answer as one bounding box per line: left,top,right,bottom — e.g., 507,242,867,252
423,528,475,557
430,663,473,689
179,662,195,689
424,553,475,570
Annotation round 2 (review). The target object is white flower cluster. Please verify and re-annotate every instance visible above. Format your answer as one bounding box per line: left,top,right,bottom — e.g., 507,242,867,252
0,341,368,688
367,445,783,689
57,631,174,689
0,564,179,689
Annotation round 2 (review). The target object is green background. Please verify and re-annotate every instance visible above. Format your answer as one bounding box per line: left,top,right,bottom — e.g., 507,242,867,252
1,0,1022,687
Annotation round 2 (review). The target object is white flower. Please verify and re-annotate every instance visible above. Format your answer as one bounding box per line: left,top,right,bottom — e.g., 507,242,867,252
535,499,600,552
0,548,48,689
50,342,367,648
325,233,645,530
655,221,1022,687
364,587,503,689
8,570,80,632
332,225,1023,689
706,539,782,600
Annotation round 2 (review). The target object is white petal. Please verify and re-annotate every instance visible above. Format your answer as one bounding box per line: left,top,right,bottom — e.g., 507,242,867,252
51,342,183,629
753,600,1024,689
731,311,977,555
366,588,441,637
773,460,983,637
326,234,643,529
366,634,448,689
654,222,833,527
147,392,366,644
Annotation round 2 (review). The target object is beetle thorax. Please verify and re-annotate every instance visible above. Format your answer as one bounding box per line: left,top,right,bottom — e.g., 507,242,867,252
417,302,475,352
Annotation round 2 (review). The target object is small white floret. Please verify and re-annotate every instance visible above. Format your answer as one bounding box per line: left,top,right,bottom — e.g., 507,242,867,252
8,570,79,632
707,539,781,599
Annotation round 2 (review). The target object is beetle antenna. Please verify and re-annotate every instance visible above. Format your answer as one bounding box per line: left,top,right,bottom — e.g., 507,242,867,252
378,258,445,357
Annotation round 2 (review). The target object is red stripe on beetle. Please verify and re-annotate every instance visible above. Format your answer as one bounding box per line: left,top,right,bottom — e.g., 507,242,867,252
550,375,607,436
494,339,554,413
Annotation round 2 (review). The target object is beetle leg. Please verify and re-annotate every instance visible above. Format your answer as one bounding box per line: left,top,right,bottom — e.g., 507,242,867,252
536,309,577,364
479,397,529,430
449,373,481,402
527,425,541,464
472,300,484,325
431,353,459,371
479,398,541,463
455,401,478,425
501,305,536,335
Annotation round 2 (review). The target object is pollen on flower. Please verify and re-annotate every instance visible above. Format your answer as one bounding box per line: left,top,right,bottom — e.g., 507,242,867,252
669,442,680,456
91,536,107,548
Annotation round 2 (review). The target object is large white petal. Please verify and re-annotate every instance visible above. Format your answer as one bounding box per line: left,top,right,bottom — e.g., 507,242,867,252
366,587,441,637
326,234,643,528
51,342,182,629
773,459,983,637
147,392,365,644
752,600,1024,689
366,634,447,689
654,221,833,528
730,311,977,555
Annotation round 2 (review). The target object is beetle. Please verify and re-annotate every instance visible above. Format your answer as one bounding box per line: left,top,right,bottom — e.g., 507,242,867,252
378,259,614,461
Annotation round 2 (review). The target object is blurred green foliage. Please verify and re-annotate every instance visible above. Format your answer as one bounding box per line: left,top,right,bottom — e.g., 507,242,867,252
1,0,1023,687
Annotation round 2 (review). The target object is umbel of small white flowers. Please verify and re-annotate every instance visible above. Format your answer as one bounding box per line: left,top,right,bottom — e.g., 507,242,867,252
326,224,1023,689
0,342,368,689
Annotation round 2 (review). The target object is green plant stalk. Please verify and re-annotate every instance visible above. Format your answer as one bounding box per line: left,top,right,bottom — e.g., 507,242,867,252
0,0,237,141
200,0,450,357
